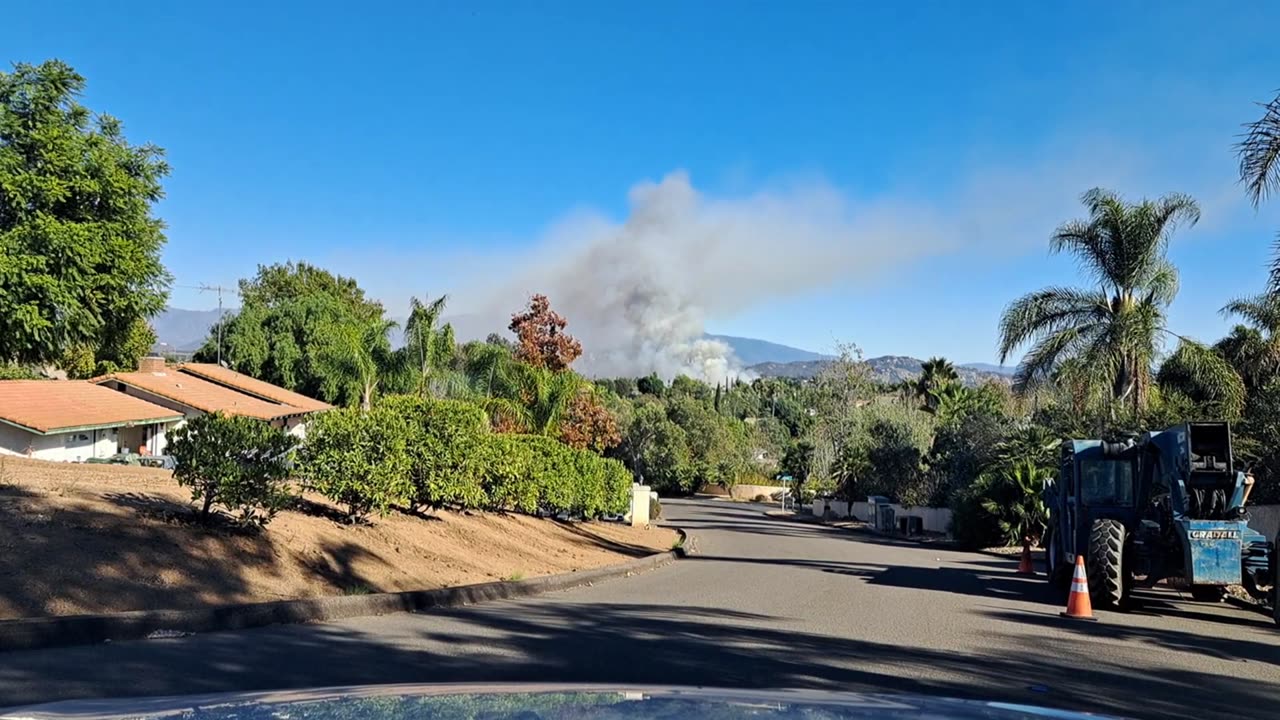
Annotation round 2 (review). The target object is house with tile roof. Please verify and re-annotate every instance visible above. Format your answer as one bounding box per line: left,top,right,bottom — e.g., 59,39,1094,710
0,381,184,461
94,357,331,443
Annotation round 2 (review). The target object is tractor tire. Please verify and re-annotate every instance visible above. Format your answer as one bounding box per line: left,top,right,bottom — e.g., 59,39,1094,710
1087,519,1126,608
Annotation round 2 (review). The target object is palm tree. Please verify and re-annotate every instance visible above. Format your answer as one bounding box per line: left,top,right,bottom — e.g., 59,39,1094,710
998,188,1201,413
915,357,958,409
313,315,398,410
1220,292,1280,388
404,294,465,397
978,460,1050,547
1237,93,1280,292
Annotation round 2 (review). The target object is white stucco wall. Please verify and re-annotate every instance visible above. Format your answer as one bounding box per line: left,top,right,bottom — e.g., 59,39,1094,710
807,498,953,536
0,423,118,462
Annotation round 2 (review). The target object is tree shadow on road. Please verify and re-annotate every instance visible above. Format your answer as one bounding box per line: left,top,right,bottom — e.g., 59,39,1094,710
2,601,1275,720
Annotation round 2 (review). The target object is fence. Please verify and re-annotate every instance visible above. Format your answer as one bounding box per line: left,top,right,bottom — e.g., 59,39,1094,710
807,498,953,536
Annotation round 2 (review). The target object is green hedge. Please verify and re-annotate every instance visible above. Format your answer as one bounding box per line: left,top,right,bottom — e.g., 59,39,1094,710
299,395,632,520
479,434,631,517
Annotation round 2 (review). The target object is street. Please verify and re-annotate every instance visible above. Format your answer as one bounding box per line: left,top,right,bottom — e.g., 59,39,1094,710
2,499,1278,719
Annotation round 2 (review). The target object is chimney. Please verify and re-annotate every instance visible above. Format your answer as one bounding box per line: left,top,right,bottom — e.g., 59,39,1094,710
138,356,167,373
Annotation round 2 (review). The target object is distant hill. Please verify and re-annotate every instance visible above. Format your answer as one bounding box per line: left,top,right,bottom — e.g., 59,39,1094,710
959,362,1016,376
749,355,1013,387
706,334,831,366
150,308,228,352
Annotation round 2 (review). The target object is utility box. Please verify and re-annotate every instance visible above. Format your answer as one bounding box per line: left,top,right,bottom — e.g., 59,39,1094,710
868,496,893,530
628,484,651,527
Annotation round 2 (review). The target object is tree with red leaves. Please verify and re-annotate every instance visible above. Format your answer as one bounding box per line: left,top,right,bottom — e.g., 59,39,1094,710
509,294,583,371
559,388,622,453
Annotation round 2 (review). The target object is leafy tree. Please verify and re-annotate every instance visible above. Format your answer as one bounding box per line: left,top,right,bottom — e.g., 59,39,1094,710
621,402,693,494
0,60,170,367
998,188,1205,414
298,406,414,520
637,372,665,396
670,374,712,401
166,413,298,526
558,386,622,453
197,262,390,408
509,293,582,371
666,395,752,488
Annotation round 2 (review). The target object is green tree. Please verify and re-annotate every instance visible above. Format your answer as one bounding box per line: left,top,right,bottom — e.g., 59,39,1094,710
621,402,693,494
998,188,1203,413
166,413,298,526
196,262,390,408
0,60,170,367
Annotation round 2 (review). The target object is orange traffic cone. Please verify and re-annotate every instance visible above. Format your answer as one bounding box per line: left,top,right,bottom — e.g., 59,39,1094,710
1060,554,1097,621
1017,539,1035,575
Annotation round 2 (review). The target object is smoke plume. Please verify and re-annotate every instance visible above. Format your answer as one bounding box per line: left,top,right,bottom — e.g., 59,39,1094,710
476,170,955,383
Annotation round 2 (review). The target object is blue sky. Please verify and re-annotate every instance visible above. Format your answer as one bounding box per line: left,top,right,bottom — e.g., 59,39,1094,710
7,1,1280,365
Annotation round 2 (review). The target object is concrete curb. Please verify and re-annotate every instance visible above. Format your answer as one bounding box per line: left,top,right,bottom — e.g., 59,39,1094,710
0,532,687,654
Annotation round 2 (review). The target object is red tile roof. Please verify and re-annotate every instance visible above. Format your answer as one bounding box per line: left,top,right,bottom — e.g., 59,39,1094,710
102,370,310,421
0,381,183,434
177,363,332,412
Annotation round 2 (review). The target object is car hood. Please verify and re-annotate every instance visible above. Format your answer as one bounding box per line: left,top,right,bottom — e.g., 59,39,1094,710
0,683,1120,720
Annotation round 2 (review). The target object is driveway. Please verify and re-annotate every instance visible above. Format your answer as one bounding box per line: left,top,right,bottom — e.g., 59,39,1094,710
1,499,1277,719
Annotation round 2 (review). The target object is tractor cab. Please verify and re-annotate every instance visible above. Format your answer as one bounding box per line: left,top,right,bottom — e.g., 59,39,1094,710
1043,438,1142,577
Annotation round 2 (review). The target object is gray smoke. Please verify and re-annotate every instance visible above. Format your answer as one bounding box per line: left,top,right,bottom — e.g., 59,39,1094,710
475,170,955,383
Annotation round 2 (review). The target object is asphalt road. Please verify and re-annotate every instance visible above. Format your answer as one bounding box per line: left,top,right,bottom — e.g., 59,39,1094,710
2,499,1278,719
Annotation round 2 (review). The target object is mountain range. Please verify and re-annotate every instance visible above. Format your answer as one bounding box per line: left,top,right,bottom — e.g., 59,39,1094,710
747,355,1014,386
149,307,1014,383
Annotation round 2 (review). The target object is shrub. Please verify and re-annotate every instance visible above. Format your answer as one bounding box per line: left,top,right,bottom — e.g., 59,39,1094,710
167,413,298,527
298,407,413,521
476,433,631,519
479,434,539,514
949,459,1050,548
379,395,488,509
649,497,663,520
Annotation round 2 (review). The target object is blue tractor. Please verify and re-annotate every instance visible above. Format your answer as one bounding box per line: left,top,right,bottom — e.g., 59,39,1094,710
1043,422,1277,623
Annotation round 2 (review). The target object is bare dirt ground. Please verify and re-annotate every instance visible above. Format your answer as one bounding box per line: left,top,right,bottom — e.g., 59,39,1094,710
0,455,676,619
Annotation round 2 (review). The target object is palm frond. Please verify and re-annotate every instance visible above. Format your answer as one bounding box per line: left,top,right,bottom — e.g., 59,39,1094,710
1222,293,1280,334
997,287,1109,363
1155,340,1246,418
1238,92,1280,207
1141,257,1180,308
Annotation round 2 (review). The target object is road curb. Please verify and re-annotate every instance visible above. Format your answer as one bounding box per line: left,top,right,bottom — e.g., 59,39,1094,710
0,529,687,654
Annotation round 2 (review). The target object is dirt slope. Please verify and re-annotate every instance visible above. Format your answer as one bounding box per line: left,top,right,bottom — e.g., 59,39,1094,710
0,455,675,619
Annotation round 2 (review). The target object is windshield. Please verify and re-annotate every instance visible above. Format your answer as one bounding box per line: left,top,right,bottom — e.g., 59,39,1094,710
1080,459,1135,506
